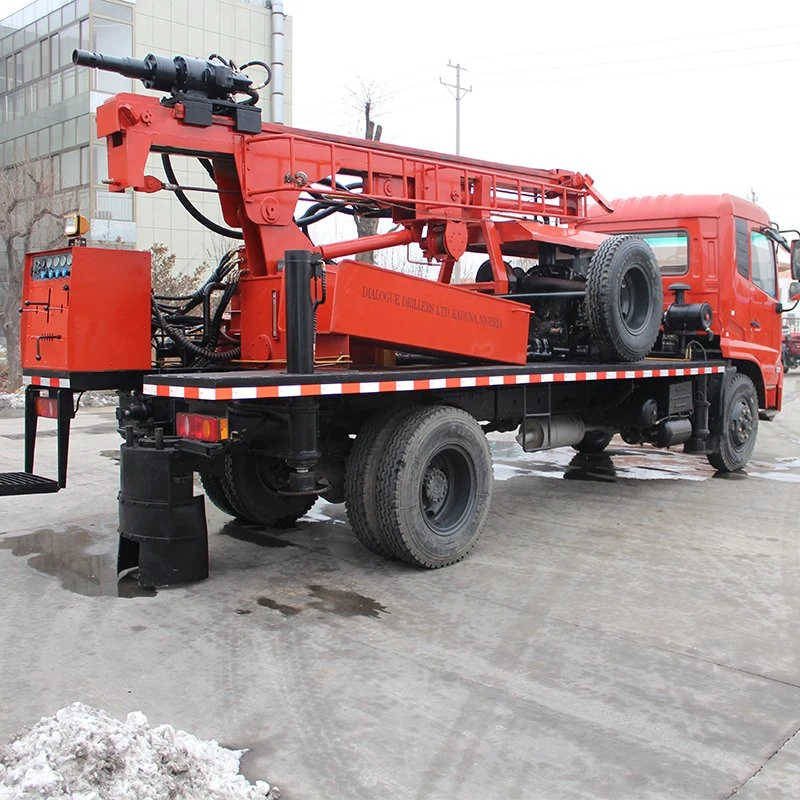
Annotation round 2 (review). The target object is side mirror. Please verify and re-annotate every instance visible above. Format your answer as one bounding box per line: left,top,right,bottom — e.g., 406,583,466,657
791,240,800,280
789,280,800,302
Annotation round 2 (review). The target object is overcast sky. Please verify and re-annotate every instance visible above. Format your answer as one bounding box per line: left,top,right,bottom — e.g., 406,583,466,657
2,0,799,228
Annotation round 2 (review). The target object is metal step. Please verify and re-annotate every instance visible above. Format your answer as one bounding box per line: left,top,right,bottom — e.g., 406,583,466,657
0,472,60,497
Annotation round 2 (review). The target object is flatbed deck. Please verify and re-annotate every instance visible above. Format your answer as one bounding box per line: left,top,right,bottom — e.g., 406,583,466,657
130,359,727,401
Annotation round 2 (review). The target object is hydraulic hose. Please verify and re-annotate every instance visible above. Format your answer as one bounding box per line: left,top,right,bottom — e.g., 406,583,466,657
161,153,244,240
152,298,240,362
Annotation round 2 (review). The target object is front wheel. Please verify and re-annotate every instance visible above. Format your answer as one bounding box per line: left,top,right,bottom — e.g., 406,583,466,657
707,373,759,472
374,406,493,568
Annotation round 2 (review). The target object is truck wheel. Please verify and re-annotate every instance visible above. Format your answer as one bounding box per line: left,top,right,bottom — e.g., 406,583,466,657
344,407,417,558
375,406,492,568
224,452,314,526
586,235,663,362
573,430,614,453
707,374,759,472
200,471,237,517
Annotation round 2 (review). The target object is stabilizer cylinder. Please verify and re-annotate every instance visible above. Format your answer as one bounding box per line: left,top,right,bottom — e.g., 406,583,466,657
117,444,208,587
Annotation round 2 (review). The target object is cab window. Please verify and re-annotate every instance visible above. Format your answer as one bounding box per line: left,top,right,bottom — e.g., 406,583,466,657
735,218,749,278
633,231,689,276
750,231,777,297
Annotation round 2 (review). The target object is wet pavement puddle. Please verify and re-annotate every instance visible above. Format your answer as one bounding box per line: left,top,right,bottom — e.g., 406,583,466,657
221,522,296,548
489,441,800,484
0,525,155,598
256,585,388,618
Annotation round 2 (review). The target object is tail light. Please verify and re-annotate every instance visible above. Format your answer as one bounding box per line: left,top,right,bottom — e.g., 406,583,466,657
35,397,59,418
176,412,229,443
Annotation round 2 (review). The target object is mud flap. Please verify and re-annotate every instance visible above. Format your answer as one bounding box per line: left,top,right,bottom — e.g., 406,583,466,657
117,444,208,587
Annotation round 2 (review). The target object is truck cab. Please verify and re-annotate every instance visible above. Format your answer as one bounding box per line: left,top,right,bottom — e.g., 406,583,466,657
582,194,784,412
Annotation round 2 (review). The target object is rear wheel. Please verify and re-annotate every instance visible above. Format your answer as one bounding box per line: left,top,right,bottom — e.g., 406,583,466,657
573,430,614,454
224,451,315,526
374,406,492,568
586,235,663,362
199,471,237,517
344,407,416,558
707,373,758,472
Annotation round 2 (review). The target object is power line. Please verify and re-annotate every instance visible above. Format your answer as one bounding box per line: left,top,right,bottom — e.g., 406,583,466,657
476,38,799,79
467,21,800,62
439,61,472,155
474,53,800,89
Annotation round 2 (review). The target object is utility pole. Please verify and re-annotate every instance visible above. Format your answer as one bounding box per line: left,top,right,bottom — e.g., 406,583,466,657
439,61,472,155
748,187,758,203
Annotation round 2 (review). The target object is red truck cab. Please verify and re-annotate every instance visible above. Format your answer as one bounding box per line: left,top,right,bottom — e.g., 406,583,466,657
583,195,784,411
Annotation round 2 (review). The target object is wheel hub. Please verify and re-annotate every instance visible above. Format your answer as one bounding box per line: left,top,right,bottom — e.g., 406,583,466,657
424,466,449,509
729,400,753,447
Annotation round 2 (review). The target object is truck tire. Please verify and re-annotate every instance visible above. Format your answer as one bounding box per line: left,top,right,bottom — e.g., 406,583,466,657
200,471,237,517
224,451,314,527
707,373,758,472
586,235,663,362
344,407,417,558
573,430,614,453
375,406,492,568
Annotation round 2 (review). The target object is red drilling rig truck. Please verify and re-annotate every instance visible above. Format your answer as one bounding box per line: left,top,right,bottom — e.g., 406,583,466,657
2,49,799,587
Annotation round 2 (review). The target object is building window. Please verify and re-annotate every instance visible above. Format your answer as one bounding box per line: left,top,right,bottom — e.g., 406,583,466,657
92,1,133,22
63,116,77,148
60,23,79,69
92,18,131,94
40,38,50,74
95,188,133,221
93,142,108,184
62,66,76,99
50,71,61,103
80,146,90,185
50,121,62,150
37,76,49,107
61,148,81,188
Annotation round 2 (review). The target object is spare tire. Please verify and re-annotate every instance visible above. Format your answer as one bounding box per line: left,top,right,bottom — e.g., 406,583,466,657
586,235,663,362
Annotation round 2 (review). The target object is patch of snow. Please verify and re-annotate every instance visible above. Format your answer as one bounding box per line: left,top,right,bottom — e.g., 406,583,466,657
747,471,800,483
0,391,118,412
0,391,25,410
301,499,346,524
0,703,279,800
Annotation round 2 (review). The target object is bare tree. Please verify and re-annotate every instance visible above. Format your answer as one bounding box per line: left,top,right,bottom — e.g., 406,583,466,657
0,158,73,390
349,80,384,265
150,243,207,298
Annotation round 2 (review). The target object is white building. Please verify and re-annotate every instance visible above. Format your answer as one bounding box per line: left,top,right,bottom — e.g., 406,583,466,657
0,0,292,276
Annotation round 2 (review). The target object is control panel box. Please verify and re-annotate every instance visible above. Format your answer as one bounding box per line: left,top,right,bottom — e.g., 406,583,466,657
21,246,152,388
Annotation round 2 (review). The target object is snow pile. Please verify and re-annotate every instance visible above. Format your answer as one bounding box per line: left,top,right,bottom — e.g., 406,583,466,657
0,703,279,800
0,390,119,411
0,390,25,410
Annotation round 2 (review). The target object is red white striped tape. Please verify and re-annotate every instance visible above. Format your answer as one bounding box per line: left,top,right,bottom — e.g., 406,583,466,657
141,364,725,401
22,375,71,389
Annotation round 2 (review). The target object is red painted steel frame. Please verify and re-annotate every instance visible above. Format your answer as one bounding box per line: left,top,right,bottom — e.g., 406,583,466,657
95,93,611,366
97,93,608,275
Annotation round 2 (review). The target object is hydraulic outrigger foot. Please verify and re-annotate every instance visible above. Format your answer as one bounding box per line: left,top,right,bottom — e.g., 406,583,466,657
117,441,209,587
0,386,72,497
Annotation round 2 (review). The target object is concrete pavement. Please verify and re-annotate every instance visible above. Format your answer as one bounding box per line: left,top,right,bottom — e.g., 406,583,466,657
1,376,799,799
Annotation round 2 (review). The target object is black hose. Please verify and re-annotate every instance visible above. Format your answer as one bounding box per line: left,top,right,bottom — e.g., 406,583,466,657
152,298,240,362
161,153,244,240
198,158,216,182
